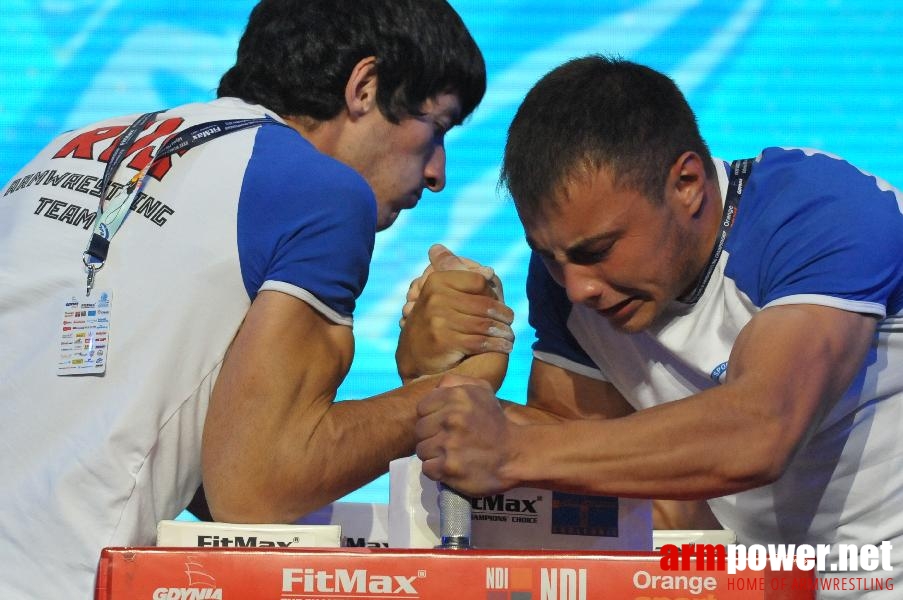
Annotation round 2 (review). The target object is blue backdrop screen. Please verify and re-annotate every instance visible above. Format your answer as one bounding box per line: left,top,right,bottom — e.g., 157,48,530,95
2,0,901,506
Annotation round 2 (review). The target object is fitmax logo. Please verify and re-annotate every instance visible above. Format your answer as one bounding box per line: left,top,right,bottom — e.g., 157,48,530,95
472,494,540,513
197,535,300,547
345,537,389,547
282,568,421,595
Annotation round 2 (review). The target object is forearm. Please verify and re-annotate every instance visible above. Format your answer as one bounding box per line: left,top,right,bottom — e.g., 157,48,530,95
419,306,876,500
279,376,442,518
501,400,572,425
207,374,437,523
208,354,505,523
503,387,787,500
291,353,509,510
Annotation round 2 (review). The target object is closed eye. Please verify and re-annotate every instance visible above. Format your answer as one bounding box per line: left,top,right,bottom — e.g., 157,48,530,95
433,119,452,140
568,244,612,265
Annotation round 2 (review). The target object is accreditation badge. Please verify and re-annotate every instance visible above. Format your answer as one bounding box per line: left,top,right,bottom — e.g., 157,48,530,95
57,290,112,375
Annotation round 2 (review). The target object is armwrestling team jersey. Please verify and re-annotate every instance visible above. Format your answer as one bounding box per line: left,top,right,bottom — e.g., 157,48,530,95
529,147,903,595
0,98,376,598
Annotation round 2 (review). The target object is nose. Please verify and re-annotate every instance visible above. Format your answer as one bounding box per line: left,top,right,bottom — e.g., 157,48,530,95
424,144,446,193
560,262,604,305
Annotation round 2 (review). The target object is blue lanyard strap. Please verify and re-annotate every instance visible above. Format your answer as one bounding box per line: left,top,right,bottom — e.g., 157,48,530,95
678,157,755,305
83,113,279,265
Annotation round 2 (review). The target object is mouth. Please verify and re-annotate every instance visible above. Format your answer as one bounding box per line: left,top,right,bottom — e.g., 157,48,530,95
597,297,638,322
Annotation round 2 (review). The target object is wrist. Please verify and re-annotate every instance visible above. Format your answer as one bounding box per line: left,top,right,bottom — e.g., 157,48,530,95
453,352,509,391
395,346,435,384
497,420,528,490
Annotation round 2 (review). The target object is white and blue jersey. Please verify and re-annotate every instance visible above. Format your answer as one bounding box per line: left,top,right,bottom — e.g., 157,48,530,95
0,97,376,599
528,148,903,595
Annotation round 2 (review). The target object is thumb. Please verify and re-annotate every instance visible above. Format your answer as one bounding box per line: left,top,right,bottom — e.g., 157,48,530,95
429,243,497,283
428,243,468,272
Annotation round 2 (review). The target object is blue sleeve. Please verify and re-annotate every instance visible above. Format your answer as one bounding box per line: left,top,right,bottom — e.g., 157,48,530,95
724,148,903,317
237,123,376,321
527,251,600,370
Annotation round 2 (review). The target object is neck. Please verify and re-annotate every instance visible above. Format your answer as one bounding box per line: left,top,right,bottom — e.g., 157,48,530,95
282,114,342,156
677,177,725,303
699,175,725,262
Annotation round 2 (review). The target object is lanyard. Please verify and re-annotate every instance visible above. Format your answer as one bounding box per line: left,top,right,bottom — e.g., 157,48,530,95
82,112,278,295
678,157,755,305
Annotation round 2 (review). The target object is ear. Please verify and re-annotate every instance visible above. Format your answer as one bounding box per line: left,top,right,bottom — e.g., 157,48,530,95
344,56,379,119
668,151,707,217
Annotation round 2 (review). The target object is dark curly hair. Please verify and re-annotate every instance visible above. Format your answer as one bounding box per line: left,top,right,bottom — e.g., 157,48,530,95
218,0,486,124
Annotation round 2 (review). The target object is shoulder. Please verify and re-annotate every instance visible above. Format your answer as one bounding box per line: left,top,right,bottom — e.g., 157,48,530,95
233,121,376,317
741,147,901,219
728,147,900,262
248,124,375,209
724,147,903,312
174,98,377,219
238,124,377,239
752,147,898,197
